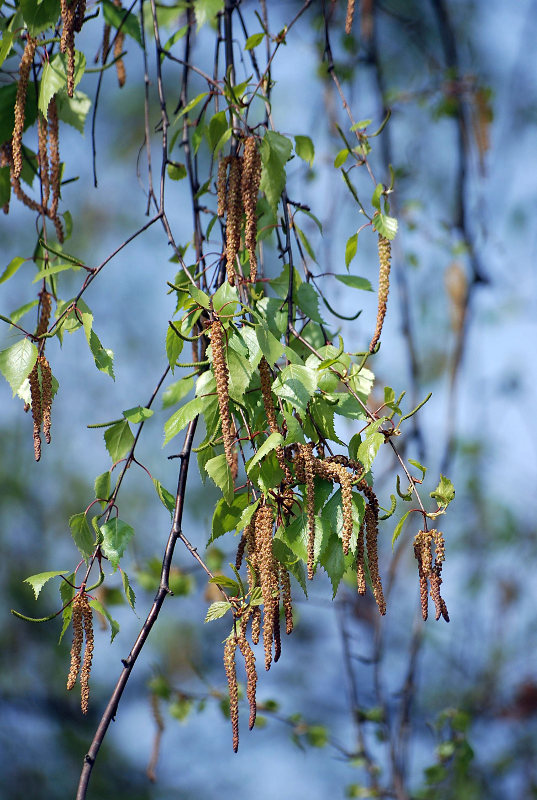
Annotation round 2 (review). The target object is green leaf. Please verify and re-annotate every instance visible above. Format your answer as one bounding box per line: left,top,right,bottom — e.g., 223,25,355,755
357,431,384,473
205,454,234,504
24,570,68,600
260,131,292,213
255,323,283,367
85,327,115,378
379,494,397,521
153,479,176,514
167,162,187,181
345,233,358,269
0,256,25,285
207,109,228,151
205,600,231,622
0,82,37,144
166,323,184,371
162,376,194,409
0,30,14,68
121,570,136,611
247,432,284,473
430,475,455,509
372,213,398,240
188,284,211,309
211,493,250,542
334,148,350,168
392,509,412,547
104,420,134,462
100,518,134,570
88,598,120,642
294,135,314,166
123,406,154,424
272,364,317,412
69,513,94,561
208,575,239,590
351,119,372,130
10,299,39,326
102,0,142,44
0,164,10,208
32,261,81,283
245,32,265,50
0,339,38,396
227,346,255,403
212,281,239,315
94,471,111,508
283,410,305,444
371,183,383,210
164,396,206,445
56,90,91,134
408,458,427,480
237,499,260,532
20,0,61,35
296,283,324,324
39,51,86,116
177,91,208,118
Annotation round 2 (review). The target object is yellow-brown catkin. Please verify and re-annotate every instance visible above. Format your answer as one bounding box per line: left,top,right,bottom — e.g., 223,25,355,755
251,606,261,645
80,594,94,714
235,531,247,570
211,318,234,472
47,97,64,242
37,114,50,209
39,355,53,445
356,519,366,595
365,501,386,615
114,30,126,87
225,156,243,286
280,565,293,635
241,137,261,283
67,595,83,690
255,504,276,671
431,529,449,621
74,0,86,33
12,36,37,180
325,461,353,555
29,362,42,462
345,0,355,34
259,357,291,483
60,0,77,97
237,631,257,730
301,443,316,580
413,531,430,621
245,519,258,595
37,290,52,338
369,234,391,353
216,155,231,217
102,23,111,64
224,635,239,752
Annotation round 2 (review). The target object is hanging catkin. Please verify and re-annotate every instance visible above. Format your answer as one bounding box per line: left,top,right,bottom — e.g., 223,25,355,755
241,137,261,283
12,36,37,180
369,234,391,352
345,0,355,35
224,635,239,752
225,156,242,285
211,318,234,472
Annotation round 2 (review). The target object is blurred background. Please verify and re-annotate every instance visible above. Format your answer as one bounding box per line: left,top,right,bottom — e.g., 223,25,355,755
1,1,537,798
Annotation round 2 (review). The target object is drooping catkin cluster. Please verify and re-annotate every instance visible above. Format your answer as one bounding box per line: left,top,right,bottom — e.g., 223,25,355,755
369,234,391,353
259,357,292,482
345,0,356,34
114,1,126,88
11,36,37,181
224,634,240,752
216,137,261,285
211,318,234,473
61,0,86,97
241,137,262,283
28,354,53,460
413,529,449,622
255,504,278,671
67,592,94,713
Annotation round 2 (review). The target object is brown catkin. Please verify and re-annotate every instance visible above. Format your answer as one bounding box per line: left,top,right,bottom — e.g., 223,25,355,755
211,318,234,472
40,355,53,445
255,504,276,671
235,531,247,571
37,290,52,338
224,635,239,752
241,137,261,283
356,519,366,595
245,519,258,594
61,0,77,97
259,357,292,482
237,631,257,730
74,0,86,32
345,0,355,34
102,23,111,64
364,501,386,615
413,531,430,621
217,156,231,217
29,362,42,462
12,36,37,180
37,114,50,209
280,566,293,634
114,30,126,87
272,591,281,663
225,156,243,286
47,97,64,242
80,594,94,714
67,595,83,690
369,234,391,353
251,606,261,645
325,461,353,555
301,443,316,580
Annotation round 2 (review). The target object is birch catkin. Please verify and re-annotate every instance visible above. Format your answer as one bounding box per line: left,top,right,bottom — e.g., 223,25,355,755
241,137,261,283
211,318,234,472
12,36,37,180
370,234,391,353
224,635,239,752
225,156,242,285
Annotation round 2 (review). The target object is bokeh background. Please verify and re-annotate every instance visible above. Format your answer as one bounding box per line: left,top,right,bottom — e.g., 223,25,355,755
1,1,537,798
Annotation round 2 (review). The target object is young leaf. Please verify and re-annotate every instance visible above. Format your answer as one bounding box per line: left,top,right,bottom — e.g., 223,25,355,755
335,274,373,292
167,163,187,181
205,600,231,622
20,0,61,36
372,213,398,240
94,471,111,508
24,570,68,600
0,339,38,396
88,597,120,642
357,430,384,473
100,518,135,570
247,432,284,474
294,135,315,166
162,376,194,409
392,509,412,548
177,91,208,118
56,90,92,134
39,51,86,116
345,233,358,269
69,513,95,561
0,256,25,285
121,570,136,611
245,32,265,50
272,364,317,412
58,571,75,643
205,454,234,504
237,499,260,532
212,281,239,315
371,183,383,210
123,406,154,424
153,479,176,514
104,420,134,462
166,324,184,371
260,131,292,213
430,475,455,509
211,493,250,542
164,396,206,445
255,322,283,367
296,283,324,324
